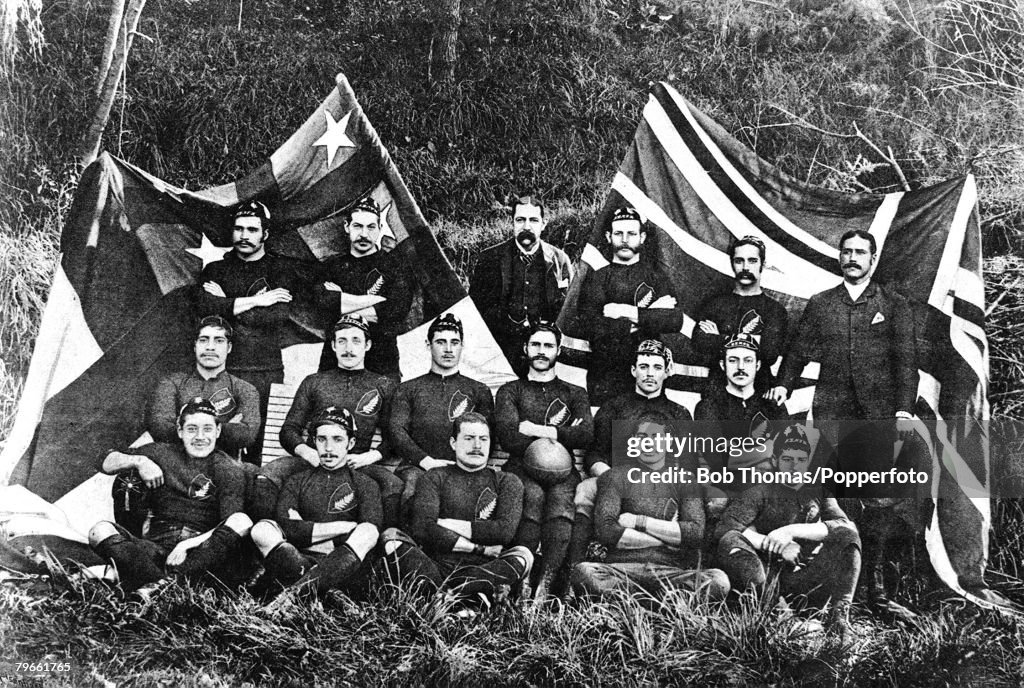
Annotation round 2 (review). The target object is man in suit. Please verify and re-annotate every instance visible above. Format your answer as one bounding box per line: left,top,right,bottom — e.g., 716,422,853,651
770,228,918,621
468,195,574,376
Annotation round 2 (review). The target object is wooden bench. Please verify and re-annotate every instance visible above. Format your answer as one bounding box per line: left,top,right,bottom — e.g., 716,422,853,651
262,383,586,473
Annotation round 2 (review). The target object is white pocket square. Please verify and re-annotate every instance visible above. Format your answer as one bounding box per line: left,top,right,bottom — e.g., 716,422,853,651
871,312,885,325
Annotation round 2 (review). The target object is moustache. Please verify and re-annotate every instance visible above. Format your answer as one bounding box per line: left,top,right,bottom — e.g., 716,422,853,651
736,270,756,281
531,354,553,361
843,263,862,270
234,241,255,248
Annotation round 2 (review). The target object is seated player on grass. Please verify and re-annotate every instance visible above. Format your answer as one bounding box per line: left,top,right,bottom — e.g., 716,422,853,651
713,423,861,645
381,412,534,601
570,413,730,603
249,407,381,602
88,398,253,600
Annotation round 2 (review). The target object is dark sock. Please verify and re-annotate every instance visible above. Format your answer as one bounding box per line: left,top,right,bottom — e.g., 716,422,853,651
94,534,165,590
540,518,572,580
299,544,363,596
567,513,593,567
175,525,240,578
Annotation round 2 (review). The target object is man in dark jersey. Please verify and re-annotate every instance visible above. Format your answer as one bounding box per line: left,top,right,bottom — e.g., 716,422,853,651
714,424,860,645
381,412,534,599
576,206,687,405
388,313,494,524
88,399,253,598
314,197,413,378
249,407,381,601
571,414,729,602
147,316,260,459
494,320,593,600
569,339,693,566
199,201,303,465
254,315,402,526
693,236,788,391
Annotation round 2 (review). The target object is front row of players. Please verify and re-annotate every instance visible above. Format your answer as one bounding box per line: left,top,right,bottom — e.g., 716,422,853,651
94,333,859,644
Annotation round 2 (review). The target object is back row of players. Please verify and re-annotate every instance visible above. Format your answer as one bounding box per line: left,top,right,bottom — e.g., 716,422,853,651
88,194,921,645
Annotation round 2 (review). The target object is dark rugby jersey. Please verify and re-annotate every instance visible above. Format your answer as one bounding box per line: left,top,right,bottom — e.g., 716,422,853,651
713,483,853,544
147,369,260,452
280,368,396,457
410,465,524,554
594,463,705,566
585,390,692,474
388,371,494,467
692,292,789,373
494,377,593,464
128,443,245,533
275,465,383,549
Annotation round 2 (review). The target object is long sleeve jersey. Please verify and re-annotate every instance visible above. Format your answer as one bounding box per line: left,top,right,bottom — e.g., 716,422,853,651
275,465,383,549
280,368,396,458
594,463,705,567
126,443,245,533
147,369,260,452
692,292,789,373
387,371,494,467
198,252,305,373
712,483,855,545
494,377,594,465
410,465,524,554
314,250,413,375
585,390,693,474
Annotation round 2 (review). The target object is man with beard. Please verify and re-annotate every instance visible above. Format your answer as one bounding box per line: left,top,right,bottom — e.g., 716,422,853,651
571,414,730,603
576,206,687,405
714,424,860,646
389,313,494,524
147,316,260,459
249,407,381,602
252,316,402,526
693,236,788,391
495,320,594,600
381,413,534,600
568,339,693,566
469,195,575,376
88,399,253,599
315,197,413,378
199,201,303,465
770,229,918,621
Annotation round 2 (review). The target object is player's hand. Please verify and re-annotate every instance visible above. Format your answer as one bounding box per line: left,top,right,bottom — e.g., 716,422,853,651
347,452,376,469
165,542,192,568
518,420,547,437
352,306,379,324
228,413,243,424
617,512,638,529
779,542,801,565
482,545,502,558
136,457,164,489
252,287,292,307
649,295,677,309
203,282,226,297
698,319,719,335
603,303,637,322
765,386,788,405
287,508,301,520
324,282,342,292
763,527,795,557
895,415,915,440
296,445,320,468
421,457,455,471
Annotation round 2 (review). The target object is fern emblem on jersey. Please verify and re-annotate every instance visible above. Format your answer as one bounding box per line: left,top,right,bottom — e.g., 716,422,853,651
663,498,679,522
328,483,356,514
738,309,763,337
476,488,497,520
544,399,570,427
749,412,770,440
189,474,214,500
635,282,655,308
355,389,382,416
245,277,271,297
365,269,385,296
448,390,472,421
208,387,236,417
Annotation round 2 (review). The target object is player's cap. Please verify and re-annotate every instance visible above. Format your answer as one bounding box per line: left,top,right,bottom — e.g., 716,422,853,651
332,315,371,338
234,200,271,221
723,333,760,353
636,339,673,368
177,397,219,424
310,406,356,435
195,315,234,341
350,197,381,217
774,423,811,455
612,205,646,225
428,313,464,340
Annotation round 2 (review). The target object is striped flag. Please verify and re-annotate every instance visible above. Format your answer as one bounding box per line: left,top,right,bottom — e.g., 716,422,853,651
0,73,512,516
556,82,1003,606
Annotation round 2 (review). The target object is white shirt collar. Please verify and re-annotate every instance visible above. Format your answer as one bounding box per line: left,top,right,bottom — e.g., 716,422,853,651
844,279,870,302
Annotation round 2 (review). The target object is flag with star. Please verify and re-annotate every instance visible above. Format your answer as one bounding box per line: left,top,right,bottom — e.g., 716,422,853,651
1,73,507,508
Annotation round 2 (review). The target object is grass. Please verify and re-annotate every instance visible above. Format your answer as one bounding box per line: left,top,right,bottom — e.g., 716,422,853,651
1,566,1022,687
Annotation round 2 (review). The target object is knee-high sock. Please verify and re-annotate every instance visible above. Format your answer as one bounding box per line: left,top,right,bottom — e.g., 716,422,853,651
93,534,166,590
539,517,572,578
299,544,363,597
175,525,242,579
567,512,593,568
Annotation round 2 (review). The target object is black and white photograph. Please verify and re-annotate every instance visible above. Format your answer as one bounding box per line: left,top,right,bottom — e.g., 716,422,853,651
1,0,1023,685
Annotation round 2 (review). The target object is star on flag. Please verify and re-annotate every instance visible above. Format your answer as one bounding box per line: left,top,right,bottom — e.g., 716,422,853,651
312,109,356,169
186,232,232,269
